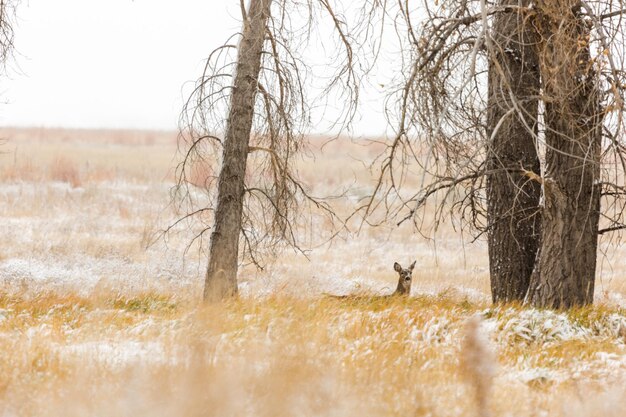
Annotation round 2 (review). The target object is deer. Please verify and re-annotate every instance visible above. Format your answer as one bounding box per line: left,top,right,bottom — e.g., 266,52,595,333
393,261,416,295
324,261,416,299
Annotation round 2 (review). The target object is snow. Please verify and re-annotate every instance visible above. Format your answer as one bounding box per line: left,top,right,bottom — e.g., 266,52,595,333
60,340,169,366
483,308,626,345
497,309,591,343
502,366,564,384
2,179,624,309
0,254,200,295
1,178,626,398
484,308,626,384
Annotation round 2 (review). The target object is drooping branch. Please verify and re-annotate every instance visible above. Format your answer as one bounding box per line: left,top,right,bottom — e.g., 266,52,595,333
358,0,626,240
0,0,18,70
172,0,379,275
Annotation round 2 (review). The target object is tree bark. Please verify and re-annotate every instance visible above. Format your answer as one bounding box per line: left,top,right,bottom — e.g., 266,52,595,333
526,2,602,308
486,0,541,302
204,0,272,302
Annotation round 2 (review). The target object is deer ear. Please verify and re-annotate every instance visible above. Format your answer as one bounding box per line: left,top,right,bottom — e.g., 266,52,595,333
409,261,416,270
394,262,402,272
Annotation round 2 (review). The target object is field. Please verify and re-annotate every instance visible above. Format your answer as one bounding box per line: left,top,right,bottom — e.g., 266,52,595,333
0,127,624,416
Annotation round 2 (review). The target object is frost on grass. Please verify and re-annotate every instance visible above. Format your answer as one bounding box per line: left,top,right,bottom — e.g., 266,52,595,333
484,307,626,386
2,288,625,417
60,340,168,366
496,309,591,344
1,131,626,416
488,308,626,344
0,254,201,296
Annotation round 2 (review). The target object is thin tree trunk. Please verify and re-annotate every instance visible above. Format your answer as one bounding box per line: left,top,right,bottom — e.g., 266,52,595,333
526,2,602,308
486,0,541,302
204,0,272,302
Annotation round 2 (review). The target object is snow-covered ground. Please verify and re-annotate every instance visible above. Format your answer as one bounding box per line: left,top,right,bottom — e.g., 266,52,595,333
0,128,624,417
0,177,494,300
1,129,624,306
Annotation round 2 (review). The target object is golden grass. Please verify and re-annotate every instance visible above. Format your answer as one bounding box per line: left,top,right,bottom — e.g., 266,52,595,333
0,127,624,416
0,292,622,416
0,128,177,184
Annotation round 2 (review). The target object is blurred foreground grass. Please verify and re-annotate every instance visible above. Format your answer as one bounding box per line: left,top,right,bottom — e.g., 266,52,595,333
0,290,623,417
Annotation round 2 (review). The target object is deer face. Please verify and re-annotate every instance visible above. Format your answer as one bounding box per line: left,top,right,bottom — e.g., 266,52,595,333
394,261,416,295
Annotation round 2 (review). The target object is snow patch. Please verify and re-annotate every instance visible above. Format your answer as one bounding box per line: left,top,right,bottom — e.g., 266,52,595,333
60,341,169,366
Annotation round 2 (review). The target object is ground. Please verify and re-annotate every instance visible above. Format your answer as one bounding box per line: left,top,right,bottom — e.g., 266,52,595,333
0,128,624,416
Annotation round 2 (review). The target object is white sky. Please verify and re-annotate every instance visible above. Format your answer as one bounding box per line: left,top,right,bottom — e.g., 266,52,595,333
0,0,390,134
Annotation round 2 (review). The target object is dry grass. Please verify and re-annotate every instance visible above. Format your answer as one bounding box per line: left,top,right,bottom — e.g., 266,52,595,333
0,292,623,417
0,128,177,184
0,128,624,416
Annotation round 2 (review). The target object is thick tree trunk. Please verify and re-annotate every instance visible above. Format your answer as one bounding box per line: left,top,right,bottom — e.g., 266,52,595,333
204,0,272,302
526,2,602,308
486,0,541,302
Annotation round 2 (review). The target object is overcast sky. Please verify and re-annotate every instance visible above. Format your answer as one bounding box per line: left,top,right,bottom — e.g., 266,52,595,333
0,0,390,134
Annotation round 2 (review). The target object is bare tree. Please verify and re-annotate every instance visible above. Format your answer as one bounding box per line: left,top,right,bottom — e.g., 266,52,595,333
486,0,541,302
0,0,17,68
200,0,272,302
175,0,371,301
361,0,626,308
525,0,604,308
0,0,19,151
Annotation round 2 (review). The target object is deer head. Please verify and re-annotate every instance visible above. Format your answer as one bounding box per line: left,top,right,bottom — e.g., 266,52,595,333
394,261,416,295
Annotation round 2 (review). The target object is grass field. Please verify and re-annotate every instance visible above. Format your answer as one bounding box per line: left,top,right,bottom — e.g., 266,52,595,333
0,127,624,416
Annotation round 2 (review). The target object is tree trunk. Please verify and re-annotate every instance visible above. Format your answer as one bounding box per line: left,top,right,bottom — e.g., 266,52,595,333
204,0,272,302
486,0,541,303
526,2,602,308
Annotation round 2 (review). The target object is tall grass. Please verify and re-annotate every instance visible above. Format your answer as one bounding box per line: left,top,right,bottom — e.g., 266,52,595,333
0,128,624,416
0,292,623,416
